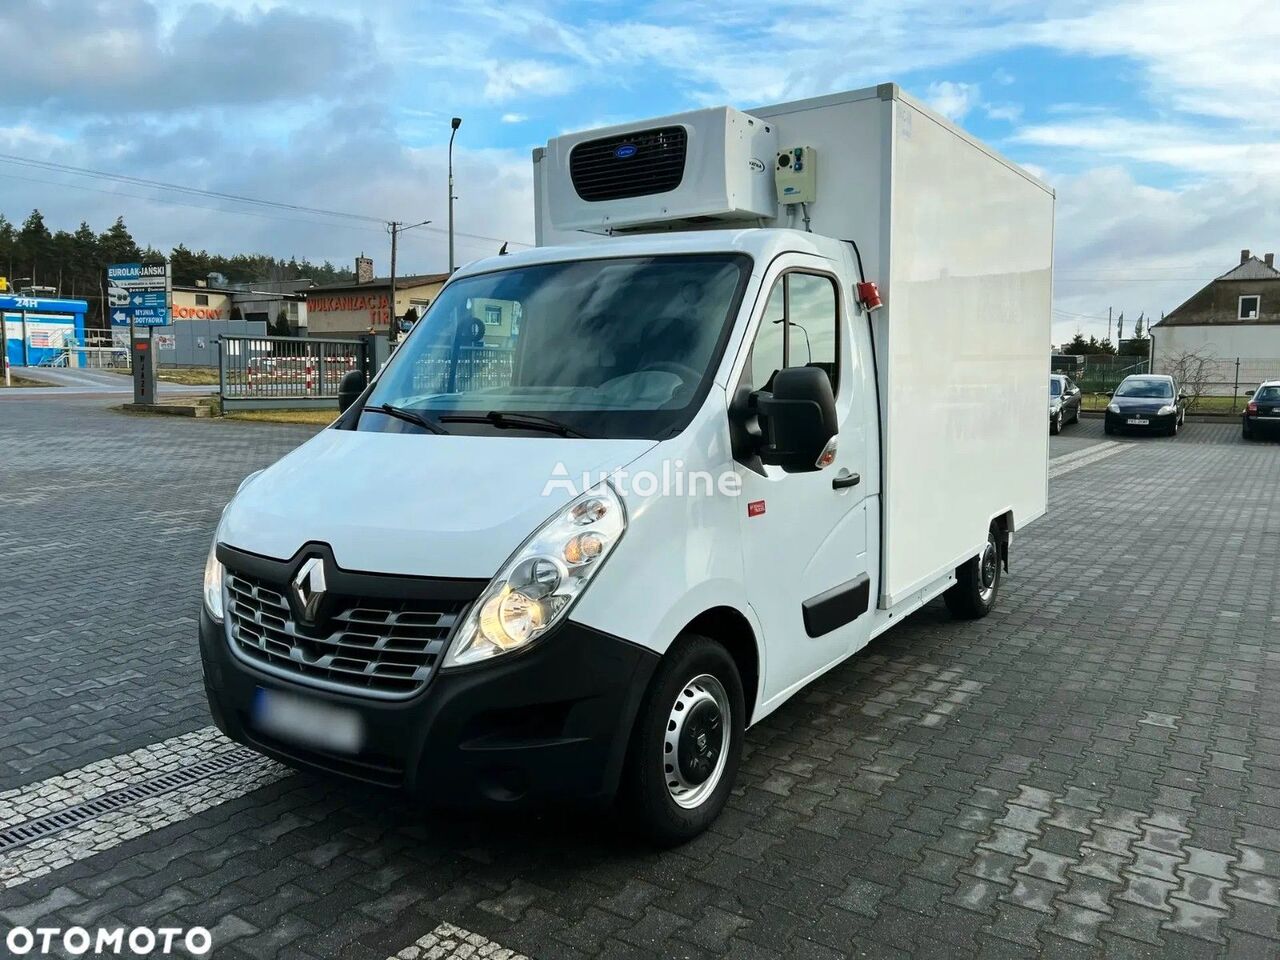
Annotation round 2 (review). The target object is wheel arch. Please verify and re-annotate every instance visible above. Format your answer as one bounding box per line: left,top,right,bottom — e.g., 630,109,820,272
679,606,761,725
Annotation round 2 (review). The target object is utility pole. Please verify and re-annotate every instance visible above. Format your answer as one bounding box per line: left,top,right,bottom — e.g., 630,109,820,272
388,221,398,346
448,117,462,273
1107,306,1112,343
386,218,433,347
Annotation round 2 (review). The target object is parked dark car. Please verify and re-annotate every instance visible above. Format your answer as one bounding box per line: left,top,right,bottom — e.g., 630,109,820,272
1242,381,1280,440
1104,374,1186,436
1049,374,1082,435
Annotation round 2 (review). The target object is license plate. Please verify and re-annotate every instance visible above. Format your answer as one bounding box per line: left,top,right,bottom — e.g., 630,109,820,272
252,687,364,754
1126,418,1149,425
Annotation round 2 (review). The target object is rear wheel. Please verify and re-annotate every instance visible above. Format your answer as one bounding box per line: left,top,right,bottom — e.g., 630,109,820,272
1243,421,1253,441
622,634,745,846
945,529,1001,620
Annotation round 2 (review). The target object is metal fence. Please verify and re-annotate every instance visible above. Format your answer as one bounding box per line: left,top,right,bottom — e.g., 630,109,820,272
219,335,367,410
1070,356,1151,394
1152,356,1280,399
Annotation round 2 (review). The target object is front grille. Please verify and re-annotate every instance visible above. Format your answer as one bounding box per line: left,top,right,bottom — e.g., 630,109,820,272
570,125,687,202
225,570,466,698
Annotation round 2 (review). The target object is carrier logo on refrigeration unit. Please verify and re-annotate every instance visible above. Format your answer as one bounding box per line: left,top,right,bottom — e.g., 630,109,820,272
570,126,688,202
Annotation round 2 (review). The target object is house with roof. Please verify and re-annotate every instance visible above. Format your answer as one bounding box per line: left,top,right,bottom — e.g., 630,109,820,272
1151,250,1280,389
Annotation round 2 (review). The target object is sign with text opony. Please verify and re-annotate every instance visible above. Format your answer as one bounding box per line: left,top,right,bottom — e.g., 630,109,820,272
107,262,171,327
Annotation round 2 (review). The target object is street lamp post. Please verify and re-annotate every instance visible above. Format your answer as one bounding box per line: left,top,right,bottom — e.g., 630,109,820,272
448,117,462,274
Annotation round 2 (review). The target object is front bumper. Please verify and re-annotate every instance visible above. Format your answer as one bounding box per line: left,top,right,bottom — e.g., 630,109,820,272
1104,410,1176,432
200,608,659,806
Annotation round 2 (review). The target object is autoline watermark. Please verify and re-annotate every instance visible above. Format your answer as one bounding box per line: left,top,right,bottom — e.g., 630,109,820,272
543,461,742,499
5,926,212,956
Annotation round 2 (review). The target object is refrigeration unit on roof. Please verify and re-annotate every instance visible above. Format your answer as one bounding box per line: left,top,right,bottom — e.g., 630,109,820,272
541,106,779,233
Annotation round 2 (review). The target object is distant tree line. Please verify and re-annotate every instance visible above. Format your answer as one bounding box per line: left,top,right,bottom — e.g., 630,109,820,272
1062,331,1150,358
0,209,354,327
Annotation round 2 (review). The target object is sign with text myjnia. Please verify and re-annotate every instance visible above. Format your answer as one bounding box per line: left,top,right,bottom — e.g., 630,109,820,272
107,261,171,327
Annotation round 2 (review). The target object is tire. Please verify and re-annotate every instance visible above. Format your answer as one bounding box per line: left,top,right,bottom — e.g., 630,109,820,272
1071,404,1081,424
1050,411,1062,435
944,529,1001,620
1168,417,1179,438
1104,422,1115,436
1243,422,1253,441
621,634,745,846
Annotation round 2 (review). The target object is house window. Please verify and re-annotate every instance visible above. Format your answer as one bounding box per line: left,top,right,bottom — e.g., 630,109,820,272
1239,295,1261,320
195,294,209,306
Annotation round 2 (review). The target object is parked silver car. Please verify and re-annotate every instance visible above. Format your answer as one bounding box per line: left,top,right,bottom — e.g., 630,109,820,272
1050,374,1082,435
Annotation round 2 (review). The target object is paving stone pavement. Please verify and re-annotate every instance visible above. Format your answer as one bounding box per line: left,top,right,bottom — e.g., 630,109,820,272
2,399,1278,959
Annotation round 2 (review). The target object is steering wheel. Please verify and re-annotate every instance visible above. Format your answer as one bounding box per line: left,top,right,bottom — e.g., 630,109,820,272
641,360,701,383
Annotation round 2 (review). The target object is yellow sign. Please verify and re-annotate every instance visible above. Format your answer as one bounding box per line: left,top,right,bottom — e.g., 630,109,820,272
0,277,8,292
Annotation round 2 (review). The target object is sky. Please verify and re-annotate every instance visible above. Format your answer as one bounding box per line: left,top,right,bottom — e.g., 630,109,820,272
1,0,1278,344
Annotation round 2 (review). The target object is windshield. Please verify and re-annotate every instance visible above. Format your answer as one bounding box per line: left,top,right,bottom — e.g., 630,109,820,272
1115,378,1172,399
1049,378,1062,397
363,254,751,439
1255,386,1280,402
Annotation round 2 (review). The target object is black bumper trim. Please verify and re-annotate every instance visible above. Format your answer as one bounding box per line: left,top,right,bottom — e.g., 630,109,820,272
201,609,660,806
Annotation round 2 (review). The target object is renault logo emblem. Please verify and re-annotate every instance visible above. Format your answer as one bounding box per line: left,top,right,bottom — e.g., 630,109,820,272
291,556,327,623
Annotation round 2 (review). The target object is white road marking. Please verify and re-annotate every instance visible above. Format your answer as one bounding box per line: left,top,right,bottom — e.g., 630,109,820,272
0,726,289,889
1048,441,1130,478
389,923,530,960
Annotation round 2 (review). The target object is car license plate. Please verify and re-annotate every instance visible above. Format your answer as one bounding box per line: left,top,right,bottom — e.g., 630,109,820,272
1126,418,1149,425
252,687,364,754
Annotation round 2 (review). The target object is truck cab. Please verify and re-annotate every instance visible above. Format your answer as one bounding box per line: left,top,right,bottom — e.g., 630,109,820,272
200,85,1053,843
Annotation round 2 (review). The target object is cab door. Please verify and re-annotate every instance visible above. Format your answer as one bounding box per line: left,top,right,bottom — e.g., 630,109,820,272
731,256,872,706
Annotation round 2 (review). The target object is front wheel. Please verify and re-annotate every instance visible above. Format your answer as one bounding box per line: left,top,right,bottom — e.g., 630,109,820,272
944,529,1001,620
1051,411,1062,435
622,635,745,846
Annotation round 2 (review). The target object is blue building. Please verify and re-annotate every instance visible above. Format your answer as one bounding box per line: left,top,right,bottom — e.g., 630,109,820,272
1,294,88,367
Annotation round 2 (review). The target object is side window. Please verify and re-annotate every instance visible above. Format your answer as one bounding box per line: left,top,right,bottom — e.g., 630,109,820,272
747,281,787,391
746,272,839,393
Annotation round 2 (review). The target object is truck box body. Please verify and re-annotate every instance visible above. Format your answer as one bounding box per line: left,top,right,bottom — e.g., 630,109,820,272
535,84,1053,608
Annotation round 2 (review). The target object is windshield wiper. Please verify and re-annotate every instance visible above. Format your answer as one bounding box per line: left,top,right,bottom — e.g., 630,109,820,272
437,410,590,438
365,403,449,435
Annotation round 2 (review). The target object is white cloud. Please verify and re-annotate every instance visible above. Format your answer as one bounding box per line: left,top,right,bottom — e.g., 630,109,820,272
1029,1,1280,124
1014,117,1280,177
501,113,528,124
926,81,982,121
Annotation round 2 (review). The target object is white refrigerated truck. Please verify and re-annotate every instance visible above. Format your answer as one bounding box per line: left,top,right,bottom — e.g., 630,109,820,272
200,83,1053,843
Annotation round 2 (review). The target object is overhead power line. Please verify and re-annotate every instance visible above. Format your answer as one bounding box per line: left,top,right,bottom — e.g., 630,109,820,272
0,153,387,225
0,152,532,250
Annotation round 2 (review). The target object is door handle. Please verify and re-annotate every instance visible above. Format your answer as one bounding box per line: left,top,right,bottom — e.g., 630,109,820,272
832,472,861,490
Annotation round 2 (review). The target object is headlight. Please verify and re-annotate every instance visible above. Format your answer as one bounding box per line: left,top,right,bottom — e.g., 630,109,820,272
203,540,225,622
444,483,626,668
1107,403,1120,414
1157,404,1176,416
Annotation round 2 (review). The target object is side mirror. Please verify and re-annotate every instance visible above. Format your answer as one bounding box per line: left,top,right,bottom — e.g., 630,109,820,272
338,369,367,413
755,367,838,472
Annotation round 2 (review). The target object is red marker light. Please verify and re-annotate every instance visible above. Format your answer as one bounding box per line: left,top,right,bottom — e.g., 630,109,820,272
747,500,766,518
856,280,883,312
